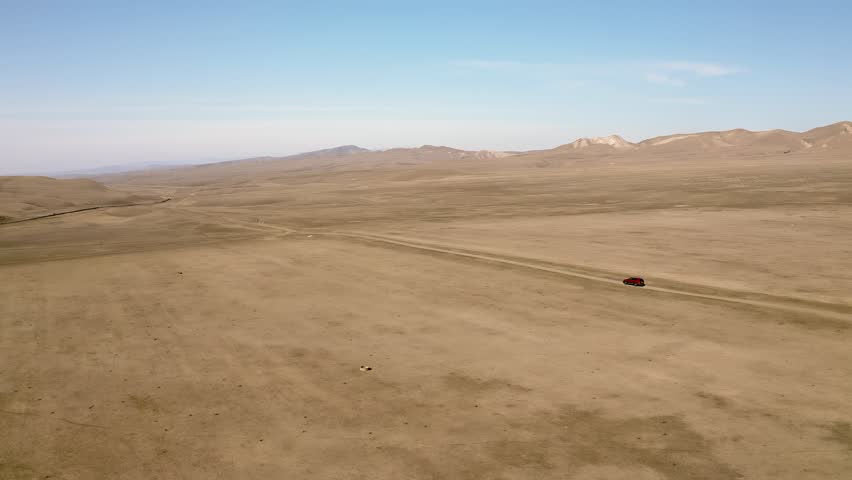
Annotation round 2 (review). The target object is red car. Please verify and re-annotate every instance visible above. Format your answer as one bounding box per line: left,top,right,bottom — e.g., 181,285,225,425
623,277,645,287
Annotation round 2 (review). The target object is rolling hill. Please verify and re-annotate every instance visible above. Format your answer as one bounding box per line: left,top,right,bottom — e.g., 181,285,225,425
0,176,160,223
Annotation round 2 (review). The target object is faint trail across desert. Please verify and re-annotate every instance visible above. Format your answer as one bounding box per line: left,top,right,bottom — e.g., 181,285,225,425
0,198,171,226
324,230,852,323
186,207,850,323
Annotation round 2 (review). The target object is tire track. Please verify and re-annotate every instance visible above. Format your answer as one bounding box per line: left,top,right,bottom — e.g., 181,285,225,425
325,232,852,323
170,210,852,323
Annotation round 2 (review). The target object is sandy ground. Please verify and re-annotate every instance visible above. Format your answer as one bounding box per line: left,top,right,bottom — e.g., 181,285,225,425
0,176,158,223
2,145,852,479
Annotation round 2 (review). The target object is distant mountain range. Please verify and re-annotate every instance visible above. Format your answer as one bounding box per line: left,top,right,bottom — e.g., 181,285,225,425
557,121,852,154
52,160,190,178
47,120,852,181
207,145,373,167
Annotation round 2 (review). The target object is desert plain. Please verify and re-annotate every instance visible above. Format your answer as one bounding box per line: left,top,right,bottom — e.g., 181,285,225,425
2,123,852,479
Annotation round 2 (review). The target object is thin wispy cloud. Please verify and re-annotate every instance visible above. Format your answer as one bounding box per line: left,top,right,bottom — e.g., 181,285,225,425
645,60,740,87
646,72,686,87
449,59,601,73
0,101,526,121
0,103,399,117
657,61,739,77
181,104,393,113
650,97,710,105
449,59,538,69
452,58,741,88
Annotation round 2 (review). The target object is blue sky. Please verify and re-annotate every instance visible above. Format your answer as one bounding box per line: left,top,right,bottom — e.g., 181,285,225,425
2,0,851,174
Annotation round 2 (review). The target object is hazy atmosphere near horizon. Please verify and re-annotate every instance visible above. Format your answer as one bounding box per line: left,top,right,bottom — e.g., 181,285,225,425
3,3,852,480
2,0,852,174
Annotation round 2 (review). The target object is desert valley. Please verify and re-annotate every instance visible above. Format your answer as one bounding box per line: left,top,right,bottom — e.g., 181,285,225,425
2,122,852,479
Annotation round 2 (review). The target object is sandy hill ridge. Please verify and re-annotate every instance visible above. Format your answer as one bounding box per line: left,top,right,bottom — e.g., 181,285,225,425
194,145,371,168
561,135,637,151
637,121,852,154
801,121,852,148
84,120,852,187
379,145,514,161
0,176,158,222
102,145,518,185
96,145,373,185
522,121,852,157
639,128,807,153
